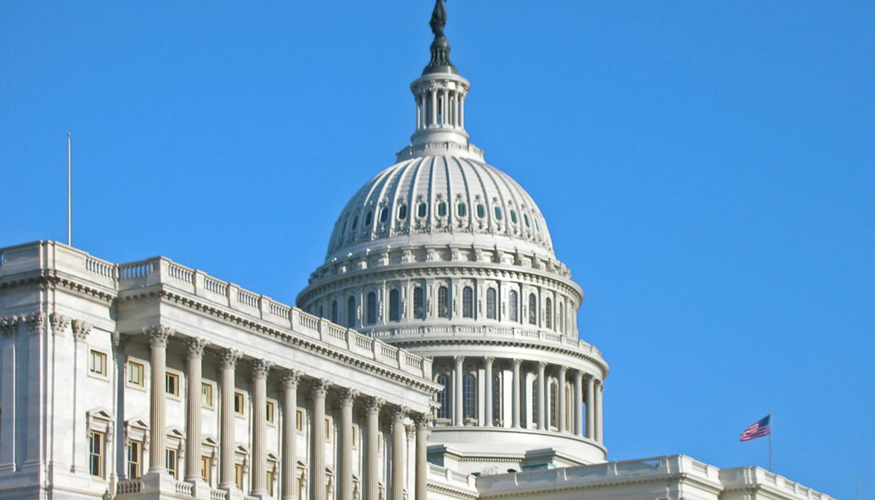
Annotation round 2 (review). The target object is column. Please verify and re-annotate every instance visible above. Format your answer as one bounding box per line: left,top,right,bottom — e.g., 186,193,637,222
413,415,430,500
585,375,595,440
596,381,604,443
573,371,583,437
339,389,358,500
453,356,464,426
0,316,19,472
511,359,521,429
184,338,208,483
484,357,494,427
557,366,567,433
251,359,273,497
365,397,384,500
146,325,174,473
416,94,422,129
460,94,466,128
281,370,301,500
430,88,437,127
218,348,241,490
536,362,546,430
310,380,328,500
391,407,407,500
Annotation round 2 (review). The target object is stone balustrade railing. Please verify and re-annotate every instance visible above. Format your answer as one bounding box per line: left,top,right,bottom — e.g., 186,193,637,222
0,241,432,380
427,463,477,490
371,324,603,359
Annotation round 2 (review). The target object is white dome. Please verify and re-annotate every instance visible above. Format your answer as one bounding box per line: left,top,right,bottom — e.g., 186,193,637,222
325,155,554,262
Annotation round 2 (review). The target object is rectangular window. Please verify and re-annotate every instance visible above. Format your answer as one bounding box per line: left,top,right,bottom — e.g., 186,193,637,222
352,425,358,448
234,392,245,416
235,463,244,490
266,471,274,496
201,456,211,485
166,449,178,479
266,401,275,424
325,418,331,440
127,440,142,479
202,383,213,407
128,361,144,387
90,350,107,376
89,431,104,477
296,409,304,432
165,372,180,396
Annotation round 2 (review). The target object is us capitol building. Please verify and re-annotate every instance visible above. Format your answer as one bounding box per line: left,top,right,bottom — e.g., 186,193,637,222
0,3,837,500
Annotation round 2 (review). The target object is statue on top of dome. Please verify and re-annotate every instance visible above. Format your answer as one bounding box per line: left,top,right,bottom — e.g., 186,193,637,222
430,0,447,37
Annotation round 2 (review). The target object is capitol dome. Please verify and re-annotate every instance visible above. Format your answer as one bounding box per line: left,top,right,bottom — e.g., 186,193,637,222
298,0,608,473
325,156,555,263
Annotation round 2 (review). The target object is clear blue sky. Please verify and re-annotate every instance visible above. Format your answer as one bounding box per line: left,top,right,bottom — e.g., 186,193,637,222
2,2,872,498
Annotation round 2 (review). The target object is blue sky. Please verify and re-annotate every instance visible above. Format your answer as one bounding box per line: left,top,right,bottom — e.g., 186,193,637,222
1,2,872,498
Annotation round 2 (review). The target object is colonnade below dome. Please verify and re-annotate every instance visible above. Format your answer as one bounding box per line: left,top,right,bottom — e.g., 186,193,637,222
430,356,603,443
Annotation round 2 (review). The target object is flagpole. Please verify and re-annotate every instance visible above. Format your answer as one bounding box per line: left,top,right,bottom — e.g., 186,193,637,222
67,132,72,246
769,408,774,472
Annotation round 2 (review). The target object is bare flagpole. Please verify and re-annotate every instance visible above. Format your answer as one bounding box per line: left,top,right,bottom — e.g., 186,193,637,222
769,408,774,472
67,132,72,246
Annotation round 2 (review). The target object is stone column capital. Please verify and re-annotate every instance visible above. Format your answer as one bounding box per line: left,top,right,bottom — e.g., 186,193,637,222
483,356,495,366
282,369,302,388
413,413,433,429
26,311,45,335
311,379,330,397
0,315,19,338
145,325,174,347
338,388,359,407
218,348,242,370
364,396,385,414
185,337,208,359
510,358,522,369
50,312,69,336
251,359,274,380
71,319,92,342
537,361,547,371
558,365,568,376
391,405,409,422
453,355,465,366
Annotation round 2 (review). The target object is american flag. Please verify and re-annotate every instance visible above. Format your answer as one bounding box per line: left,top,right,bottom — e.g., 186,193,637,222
740,415,771,442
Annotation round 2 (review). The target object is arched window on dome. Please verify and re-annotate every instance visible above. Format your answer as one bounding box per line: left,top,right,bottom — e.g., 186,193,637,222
364,211,373,227
457,202,467,217
510,210,518,224
476,204,485,218
380,207,389,223
494,206,503,221
417,202,427,218
389,289,400,322
435,374,450,421
347,296,356,328
437,201,448,217
549,381,558,430
486,288,497,320
341,219,347,235
462,286,474,318
413,287,425,320
352,215,359,231
438,286,449,318
524,213,530,228
331,300,338,324
545,297,553,330
529,293,538,326
508,290,518,323
492,374,502,426
366,292,377,325
398,204,407,220
463,373,477,421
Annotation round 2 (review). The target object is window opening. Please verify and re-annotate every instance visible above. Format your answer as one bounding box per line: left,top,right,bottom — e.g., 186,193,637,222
438,286,449,318
529,293,538,325
364,211,373,226
509,290,518,322
366,292,377,325
347,296,356,328
389,289,400,322
436,374,450,420
476,204,485,218
462,286,474,318
418,202,427,218
413,287,425,320
457,203,467,217
545,297,553,330
398,204,407,220
438,201,447,217
463,373,476,420
486,288,496,320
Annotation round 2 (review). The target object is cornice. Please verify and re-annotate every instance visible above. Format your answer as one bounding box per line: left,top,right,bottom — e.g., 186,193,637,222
0,271,116,306
427,482,478,500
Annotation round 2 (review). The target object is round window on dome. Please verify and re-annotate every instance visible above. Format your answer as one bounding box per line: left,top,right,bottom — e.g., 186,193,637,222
380,207,389,223
494,206,503,221
438,202,447,217
417,202,427,218
398,204,408,220
365,211,373,226
458,203,467,217
510,210,518,224
476,204,485,218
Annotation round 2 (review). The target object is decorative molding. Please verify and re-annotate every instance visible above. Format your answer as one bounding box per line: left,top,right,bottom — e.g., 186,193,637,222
338,387,359,406
218,348,242,370
282,369,302,389
364,396,384,413
391,405,409,421
311,378,330,397
71,319,92,342
50,312,69,336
